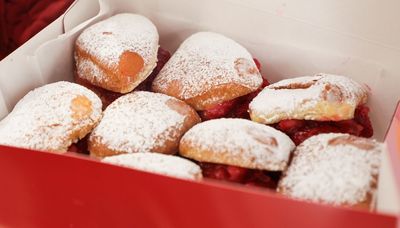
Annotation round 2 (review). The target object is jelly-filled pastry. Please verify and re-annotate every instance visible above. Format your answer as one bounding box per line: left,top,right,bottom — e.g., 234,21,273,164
179,118,295,188
277,133,382,210
75,47,171,109
89,91,200,158
249,74,373,144
75,13,159,93
152,32,263,112
0,81,102,152
102,152,203,180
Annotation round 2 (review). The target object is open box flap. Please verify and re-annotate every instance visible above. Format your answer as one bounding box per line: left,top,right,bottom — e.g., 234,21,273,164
0,0,399,224
34,0,110,84
62,0,101,33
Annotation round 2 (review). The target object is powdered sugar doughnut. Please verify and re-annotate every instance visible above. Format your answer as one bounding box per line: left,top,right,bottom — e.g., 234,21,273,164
102,152,202,180
152,32,262,110
249,74,368,124
75,13,159,93
89,91,200,157
277,133,382,210
0,81,102,152
179,118,295,171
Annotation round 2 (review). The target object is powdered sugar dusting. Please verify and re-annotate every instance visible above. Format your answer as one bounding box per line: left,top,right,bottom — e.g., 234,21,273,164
249,73,368,124
181,118,295,170
102,152,202,180
0,81,102,152
90,91,187,153
278,133,382,206
153,32,262,99
76,58,109,83
75,13,159,79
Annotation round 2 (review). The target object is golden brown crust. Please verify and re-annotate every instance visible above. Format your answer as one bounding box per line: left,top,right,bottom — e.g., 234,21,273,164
249,74,368,124
179,119,295,171
151,32,262,111
0,82,103,153
153,81,254,110
180,144,281,170
186,83,253,110
88,137,125,158
74,72,124,109
75,45,153,93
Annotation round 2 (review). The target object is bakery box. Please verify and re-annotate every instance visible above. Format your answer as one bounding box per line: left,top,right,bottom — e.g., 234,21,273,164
0,0,399,227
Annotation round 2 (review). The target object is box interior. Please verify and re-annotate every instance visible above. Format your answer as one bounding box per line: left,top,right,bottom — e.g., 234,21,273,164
0,0,399,218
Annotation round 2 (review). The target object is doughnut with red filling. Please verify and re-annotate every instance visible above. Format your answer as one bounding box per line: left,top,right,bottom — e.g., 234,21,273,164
249,74,373,144
278,133,382,210
250,73,368,124
152,32,263,111
179,118,295,188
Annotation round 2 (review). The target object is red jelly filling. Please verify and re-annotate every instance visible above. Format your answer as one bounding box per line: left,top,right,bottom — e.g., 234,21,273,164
67,135,89,154
135,47,171,91
200,58,269,120
200,162,281,189
199,58,373,145
275,105,373,145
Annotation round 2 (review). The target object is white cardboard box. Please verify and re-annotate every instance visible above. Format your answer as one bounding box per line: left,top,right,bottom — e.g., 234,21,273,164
0,0,399,226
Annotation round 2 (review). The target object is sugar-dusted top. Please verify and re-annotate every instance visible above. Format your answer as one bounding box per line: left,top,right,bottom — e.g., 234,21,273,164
76,13,159,69
90,91,188,153
102,152,202,180
278,133,382,207
181,118,295,171
249,73,368,124
153,32,262,99
0,81,102,152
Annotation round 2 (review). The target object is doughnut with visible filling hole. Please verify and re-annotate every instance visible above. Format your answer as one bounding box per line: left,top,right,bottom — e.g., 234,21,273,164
249,73,368,124
75,13,159,93
0,81,102,152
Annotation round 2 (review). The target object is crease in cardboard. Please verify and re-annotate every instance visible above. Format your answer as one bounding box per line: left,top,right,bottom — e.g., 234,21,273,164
63,0,106,33
0,55,43,116
0,90,7,119
7,0,109,91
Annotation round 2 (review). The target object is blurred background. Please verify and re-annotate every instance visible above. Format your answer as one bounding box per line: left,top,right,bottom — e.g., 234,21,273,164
0,0,74,59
